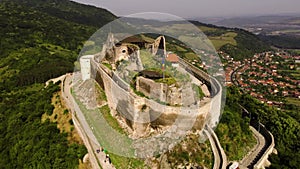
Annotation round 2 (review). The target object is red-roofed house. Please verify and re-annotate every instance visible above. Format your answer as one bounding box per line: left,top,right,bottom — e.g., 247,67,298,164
166,53,179,67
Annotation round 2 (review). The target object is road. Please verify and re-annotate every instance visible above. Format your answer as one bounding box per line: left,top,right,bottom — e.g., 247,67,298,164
62,73,99,146
230,63,244,86
61,73,116,169
239,126,266,169
204,125,227,169
232,102,274,169
238,105,266,169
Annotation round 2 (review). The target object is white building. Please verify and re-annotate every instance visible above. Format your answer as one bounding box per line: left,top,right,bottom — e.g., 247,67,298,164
80,55,94,81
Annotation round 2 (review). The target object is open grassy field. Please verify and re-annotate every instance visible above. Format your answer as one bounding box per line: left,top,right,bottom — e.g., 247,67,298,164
184,52,200,61
141,23,237,51
177,32,237,51
109,153,148,169
153,23,204,35
198,26,218,32
286,97,300,106
209,32,237,50
177,35,213,51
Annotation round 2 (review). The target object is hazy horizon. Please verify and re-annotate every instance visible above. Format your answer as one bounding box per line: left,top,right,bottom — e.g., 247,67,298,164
72,0,300,18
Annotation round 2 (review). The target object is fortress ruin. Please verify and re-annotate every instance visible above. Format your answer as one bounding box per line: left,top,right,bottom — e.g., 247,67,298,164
80,34,213,138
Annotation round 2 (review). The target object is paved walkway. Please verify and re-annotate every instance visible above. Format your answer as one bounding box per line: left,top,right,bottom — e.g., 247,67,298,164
62,73,116,169
239,126,265,169
204,125,227,169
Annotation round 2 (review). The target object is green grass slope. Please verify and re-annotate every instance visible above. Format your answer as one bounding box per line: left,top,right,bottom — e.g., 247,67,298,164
0,0,117,91
191,21,271,60
0,0,287,168
0,0,116,168
9,0,116,28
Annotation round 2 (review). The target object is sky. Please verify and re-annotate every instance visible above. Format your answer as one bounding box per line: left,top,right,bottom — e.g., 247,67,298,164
72,0,300,18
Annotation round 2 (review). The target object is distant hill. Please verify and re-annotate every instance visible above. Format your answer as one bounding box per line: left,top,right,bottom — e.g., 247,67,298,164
9,0,117,27
259,34,300,49
190,21,271,60
0,1,296,169
0,0,273,90
118,18,271,60
205,15,300,49
214,15,298,27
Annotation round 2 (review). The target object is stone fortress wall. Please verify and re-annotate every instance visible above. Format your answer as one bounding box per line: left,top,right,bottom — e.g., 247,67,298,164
92,60,210,137
136,76,184,106
82,34,223,137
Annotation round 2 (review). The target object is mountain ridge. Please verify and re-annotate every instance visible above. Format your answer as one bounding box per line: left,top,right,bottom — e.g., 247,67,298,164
7,0,117,27
2,1,297,169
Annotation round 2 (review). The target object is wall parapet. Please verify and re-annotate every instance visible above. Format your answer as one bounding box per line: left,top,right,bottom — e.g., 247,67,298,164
253,123,275,169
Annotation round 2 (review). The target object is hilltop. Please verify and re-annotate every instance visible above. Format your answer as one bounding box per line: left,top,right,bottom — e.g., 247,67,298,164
8,0,116,27
206,14,300,49
190,21,271,60
2,0,297,169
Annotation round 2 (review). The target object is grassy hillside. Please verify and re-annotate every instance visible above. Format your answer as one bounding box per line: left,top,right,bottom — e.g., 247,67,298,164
9,0,116,28
0,0,116,168
0,0,290,168
0,1,96,90
0,0,118,91
191,21,271,60
215,88,256,161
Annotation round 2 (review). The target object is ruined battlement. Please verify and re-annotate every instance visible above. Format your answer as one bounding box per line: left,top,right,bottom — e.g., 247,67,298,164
91,59,210,137
79,34,223,137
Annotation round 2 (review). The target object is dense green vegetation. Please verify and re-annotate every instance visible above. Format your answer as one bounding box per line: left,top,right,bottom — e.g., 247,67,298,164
1,0,297,168
0,0,99,90
220,29,271,60
139,50,191,84
229,86,300,169
0,0,116,168
216,87,256,160
154,77,177,85
8,0,116,28
259,34,300,49
0,82,87,168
